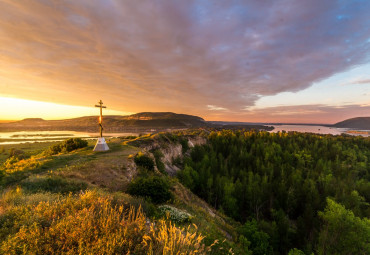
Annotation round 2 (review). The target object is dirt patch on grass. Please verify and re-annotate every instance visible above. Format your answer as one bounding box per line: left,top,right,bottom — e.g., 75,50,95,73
55,144,139,191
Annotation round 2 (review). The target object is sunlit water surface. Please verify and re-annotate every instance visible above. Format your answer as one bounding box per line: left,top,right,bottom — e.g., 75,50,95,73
270,125,369,137
0,131,138,145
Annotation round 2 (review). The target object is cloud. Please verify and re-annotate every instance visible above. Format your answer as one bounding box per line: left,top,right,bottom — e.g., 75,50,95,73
0,0,369,117
207,105,228,111
236,104,370,124
346,79,370,85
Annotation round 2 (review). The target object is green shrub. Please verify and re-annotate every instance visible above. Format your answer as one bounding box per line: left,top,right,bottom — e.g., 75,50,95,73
8,148,26,160
124,135,137,139
0,169,4,183
127,176,172,204
134,152,155,171
158,205,192,223
179,138,189,153
172,156,183,167
48,144,62,155
46,138,88,155
238,219,272,255
167,133,179,143
288,248,305,255
153,150,166,174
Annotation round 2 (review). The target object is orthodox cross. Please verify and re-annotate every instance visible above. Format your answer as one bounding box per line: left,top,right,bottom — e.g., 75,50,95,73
95,100,107,137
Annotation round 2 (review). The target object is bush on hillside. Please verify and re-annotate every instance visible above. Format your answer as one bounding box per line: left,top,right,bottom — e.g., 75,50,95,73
134,152,155,171
179,138,189,153
8,148,26,160
0,169,4,183
152,149,166,174
158,205,193,223
47,138,88,155
127,176,172,204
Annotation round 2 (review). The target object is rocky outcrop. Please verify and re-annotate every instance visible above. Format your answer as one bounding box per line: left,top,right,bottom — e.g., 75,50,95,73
161,136,207,175
134,134,207,176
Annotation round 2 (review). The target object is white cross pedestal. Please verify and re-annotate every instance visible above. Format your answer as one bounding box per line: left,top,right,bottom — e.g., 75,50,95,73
93,137,109,151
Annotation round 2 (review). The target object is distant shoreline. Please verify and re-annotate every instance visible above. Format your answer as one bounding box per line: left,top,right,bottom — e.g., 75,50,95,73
346,130,370,135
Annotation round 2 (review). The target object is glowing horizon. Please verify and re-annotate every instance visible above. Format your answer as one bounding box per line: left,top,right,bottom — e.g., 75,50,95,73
0,97,130,121
0,95,368,124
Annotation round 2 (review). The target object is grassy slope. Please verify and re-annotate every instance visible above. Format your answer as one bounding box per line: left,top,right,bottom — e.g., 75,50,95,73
0,135,244,254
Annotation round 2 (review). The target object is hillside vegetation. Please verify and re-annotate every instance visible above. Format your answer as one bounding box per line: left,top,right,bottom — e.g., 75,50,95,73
0,130,369,254
177,130,370,254
0,133,242,254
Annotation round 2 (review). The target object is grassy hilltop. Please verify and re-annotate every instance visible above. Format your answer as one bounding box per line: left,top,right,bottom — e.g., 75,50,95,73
0,131,242,254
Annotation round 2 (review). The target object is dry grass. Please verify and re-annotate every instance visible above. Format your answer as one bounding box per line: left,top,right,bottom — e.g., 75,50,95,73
57,160,132,191
55,145,139,191
0,137,240,254
0,189,217,255
1,156,49,174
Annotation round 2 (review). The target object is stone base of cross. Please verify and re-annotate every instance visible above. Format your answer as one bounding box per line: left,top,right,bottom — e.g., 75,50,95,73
93,137,109,151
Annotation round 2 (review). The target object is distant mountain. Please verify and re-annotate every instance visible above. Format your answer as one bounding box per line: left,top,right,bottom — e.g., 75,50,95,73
15,118,47,124
333,117,370,130
0,112,274,133
0,112,208,132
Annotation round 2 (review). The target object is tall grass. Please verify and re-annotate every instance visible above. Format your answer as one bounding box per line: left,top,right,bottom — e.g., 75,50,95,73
0,189,216,254
145,220,202,254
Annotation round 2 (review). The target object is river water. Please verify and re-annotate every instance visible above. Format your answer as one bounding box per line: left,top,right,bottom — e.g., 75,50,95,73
270,125,369,137
0,131,139,145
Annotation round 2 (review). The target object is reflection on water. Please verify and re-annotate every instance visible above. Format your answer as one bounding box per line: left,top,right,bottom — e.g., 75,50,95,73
0,131,139,145
270,125,345,135
270,125,369,137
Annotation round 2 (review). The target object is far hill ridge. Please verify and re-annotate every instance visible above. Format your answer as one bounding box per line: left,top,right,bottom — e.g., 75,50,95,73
0,112,273,132
333,117,370,130
0,112,207,132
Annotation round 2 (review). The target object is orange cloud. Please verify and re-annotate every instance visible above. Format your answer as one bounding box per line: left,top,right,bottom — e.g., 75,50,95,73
0,1,369,122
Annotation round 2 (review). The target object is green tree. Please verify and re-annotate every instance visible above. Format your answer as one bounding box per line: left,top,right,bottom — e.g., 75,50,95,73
318,198,370,255
127,176,172,204
288,248,305,255
177,165,198,190
134,152,155,171
238,219,272,255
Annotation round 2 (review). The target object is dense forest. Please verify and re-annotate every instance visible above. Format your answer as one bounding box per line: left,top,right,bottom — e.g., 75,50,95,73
178,130,370,254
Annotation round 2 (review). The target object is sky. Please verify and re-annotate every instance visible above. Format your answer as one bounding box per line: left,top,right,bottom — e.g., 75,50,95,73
0,0,369,124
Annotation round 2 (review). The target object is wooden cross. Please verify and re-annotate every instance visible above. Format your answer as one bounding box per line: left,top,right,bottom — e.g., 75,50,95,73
95,100,107,137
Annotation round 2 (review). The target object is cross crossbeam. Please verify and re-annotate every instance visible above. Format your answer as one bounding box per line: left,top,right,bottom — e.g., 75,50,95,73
95,100,107,137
